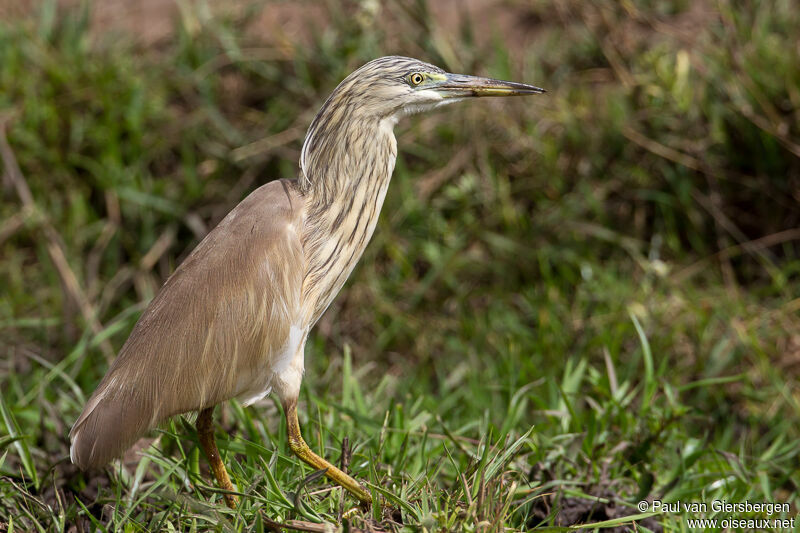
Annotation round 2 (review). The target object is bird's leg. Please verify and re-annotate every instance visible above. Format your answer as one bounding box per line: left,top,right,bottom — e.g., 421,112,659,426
283,399,372,505
197,406,239,509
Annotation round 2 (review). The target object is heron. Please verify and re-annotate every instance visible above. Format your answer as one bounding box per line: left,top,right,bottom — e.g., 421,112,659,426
69,56,544,509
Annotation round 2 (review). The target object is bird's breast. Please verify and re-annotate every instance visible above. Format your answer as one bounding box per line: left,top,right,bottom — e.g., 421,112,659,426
298,120,397,326
300,170,394,326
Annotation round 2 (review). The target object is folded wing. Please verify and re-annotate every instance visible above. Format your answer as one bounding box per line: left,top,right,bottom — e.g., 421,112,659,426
70,180,304,469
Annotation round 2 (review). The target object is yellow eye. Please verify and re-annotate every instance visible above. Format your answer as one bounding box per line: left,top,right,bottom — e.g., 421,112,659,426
410,73,424,86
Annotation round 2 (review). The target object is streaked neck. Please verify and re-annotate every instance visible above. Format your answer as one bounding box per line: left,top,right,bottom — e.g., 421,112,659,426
299,114,398,324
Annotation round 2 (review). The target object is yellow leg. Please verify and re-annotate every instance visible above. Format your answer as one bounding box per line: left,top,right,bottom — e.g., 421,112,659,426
283,399,371,504
197,407,239,509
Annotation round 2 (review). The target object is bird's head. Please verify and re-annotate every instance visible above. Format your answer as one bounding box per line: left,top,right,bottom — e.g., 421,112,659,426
325,56,545,122
300,56,544,193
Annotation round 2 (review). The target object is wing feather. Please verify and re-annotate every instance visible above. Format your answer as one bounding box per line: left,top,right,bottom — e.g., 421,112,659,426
70,180,304,469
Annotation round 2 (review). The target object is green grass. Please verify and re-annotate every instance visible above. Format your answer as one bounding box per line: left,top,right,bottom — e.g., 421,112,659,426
1,0,799,531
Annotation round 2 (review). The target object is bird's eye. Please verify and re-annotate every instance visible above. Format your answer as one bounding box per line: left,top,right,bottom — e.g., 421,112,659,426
409,73,424,86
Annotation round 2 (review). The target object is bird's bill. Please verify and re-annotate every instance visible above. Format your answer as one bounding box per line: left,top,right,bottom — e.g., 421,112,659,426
435,73,546,98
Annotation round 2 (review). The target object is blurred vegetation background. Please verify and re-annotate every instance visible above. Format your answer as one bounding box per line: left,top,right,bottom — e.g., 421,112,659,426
1,0,798,531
